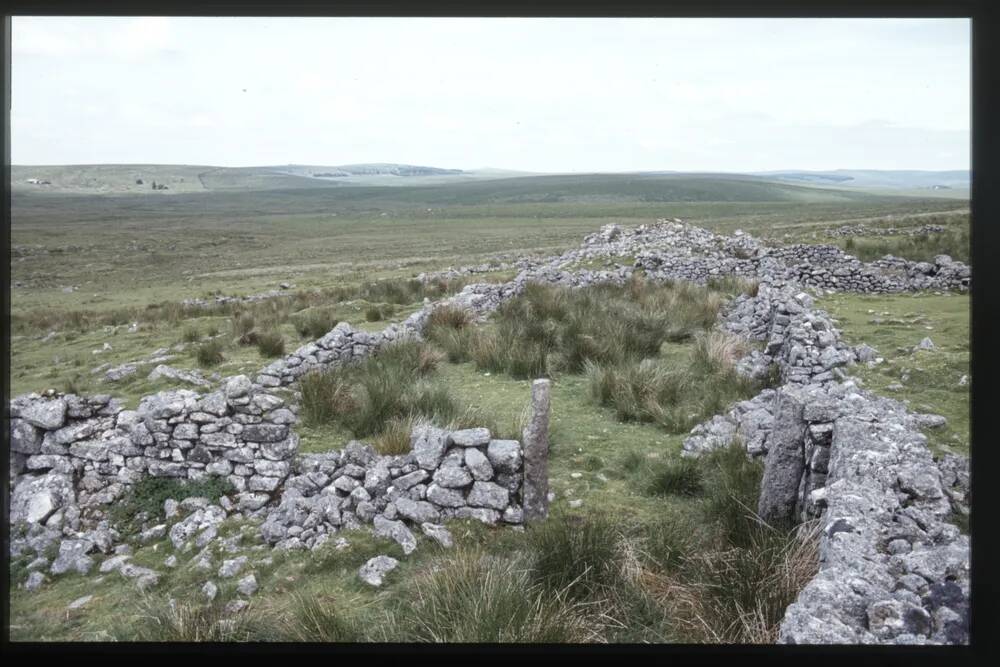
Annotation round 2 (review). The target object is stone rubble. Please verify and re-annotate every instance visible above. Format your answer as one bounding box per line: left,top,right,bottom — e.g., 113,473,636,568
257,423,525,552
358,555,399,587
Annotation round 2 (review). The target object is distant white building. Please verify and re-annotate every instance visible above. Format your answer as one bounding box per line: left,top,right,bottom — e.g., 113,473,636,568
26,178,39,184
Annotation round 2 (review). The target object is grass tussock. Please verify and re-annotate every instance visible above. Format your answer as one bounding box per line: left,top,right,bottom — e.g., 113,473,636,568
451,278,731,380
528,514,625,602
585,331,756,434
424,306,475,363
293,309,339,339
707,275,760,297
629,442,820,643
299,339,458,444
254,330,286,358
276,593,371,642
646,457,704,497
194,339,225,367
385,548,595,643
123,597,263,642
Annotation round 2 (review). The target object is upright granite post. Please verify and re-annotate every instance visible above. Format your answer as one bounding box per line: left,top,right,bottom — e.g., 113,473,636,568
522,378,551,524
757,387,807,527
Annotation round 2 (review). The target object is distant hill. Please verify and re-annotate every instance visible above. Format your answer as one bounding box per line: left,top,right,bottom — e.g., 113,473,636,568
10,163,530,193
11,172,922,225
754,169,970,190
10,164,970,200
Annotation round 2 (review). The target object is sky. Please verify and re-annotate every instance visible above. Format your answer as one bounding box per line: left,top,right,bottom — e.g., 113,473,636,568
10,17,970,172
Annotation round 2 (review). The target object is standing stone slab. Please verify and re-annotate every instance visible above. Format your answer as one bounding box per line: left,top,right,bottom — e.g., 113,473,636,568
522,379,551,524
758,388,807,526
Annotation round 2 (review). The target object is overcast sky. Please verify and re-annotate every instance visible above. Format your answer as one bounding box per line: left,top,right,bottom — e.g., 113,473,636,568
11,17,970,172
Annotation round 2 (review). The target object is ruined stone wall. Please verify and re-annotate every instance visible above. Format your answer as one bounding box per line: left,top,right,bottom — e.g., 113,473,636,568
778,391,970,644
259,424,526,553
9,375,298,530
679,257,970,645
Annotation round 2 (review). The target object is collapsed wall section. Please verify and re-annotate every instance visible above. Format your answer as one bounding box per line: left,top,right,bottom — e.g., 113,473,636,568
259,424,526,553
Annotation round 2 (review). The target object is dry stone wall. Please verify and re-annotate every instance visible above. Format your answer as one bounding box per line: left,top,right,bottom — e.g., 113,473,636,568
10,375,299,528
824,223,946,238
676,243,971,645
777,386,970,644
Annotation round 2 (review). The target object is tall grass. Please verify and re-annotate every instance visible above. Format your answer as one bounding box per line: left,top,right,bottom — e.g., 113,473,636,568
10,275,480,337
122,597,263,642
384,548,594,642
293,309,339,339
195,339,225,367
298,340,457,447
276,593,370,642
699,441,769,548
646,457,704,497
453,278,730,380
585,331,757,434
528,514,625,602
255,330,286,358
634,442,820,643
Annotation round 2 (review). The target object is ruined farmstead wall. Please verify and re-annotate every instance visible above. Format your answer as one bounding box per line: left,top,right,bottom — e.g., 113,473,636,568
10,392,530,570
258,423,526,553
680,270,970,645
417,220,969,296
9,375,299,533
251,220,968,395
774,385,970,644
250,280,525,390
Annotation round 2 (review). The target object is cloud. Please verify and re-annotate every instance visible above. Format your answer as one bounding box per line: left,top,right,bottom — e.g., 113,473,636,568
10,17,970,170
117,17,175,60
13,16,177,60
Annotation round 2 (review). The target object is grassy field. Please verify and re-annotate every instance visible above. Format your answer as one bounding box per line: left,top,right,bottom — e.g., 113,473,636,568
821,291,970,456
7,172,970,643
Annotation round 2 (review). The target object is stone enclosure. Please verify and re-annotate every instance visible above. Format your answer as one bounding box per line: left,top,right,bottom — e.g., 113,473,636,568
7,219,971,644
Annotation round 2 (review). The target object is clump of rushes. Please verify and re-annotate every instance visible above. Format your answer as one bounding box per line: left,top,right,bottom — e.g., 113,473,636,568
195,339,225,367
461,278,727,379
528,514,625,602
385,547,593,643
584,331,758,434
372,416,418,456
364,306,384,322
182,326,201,343
232,312,256,344
646,457,704,497
293,308,339,339
298,340,456,439
255,330,285,358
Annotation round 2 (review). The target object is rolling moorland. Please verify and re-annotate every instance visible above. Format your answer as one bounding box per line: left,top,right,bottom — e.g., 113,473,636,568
8,168,970,642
